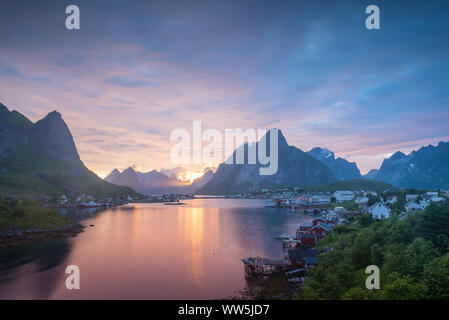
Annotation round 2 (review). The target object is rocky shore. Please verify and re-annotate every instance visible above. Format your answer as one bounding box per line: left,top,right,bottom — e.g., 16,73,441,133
0,224,85,248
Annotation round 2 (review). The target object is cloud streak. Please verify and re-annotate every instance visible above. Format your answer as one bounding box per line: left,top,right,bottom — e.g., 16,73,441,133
0,0,448,175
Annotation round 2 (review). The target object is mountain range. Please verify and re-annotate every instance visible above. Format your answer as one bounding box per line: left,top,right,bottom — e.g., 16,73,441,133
196,130,449,194
1,102,448,197
196,130,338,194
0,103,136,198
105,167,214,195
371,142,449,189
307,147,361,180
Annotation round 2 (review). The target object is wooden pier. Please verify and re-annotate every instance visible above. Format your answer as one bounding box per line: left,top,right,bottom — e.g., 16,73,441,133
282,239,300,249
242,257,288,277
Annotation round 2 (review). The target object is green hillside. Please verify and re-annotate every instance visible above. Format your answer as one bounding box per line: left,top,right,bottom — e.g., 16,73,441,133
305,179,398,192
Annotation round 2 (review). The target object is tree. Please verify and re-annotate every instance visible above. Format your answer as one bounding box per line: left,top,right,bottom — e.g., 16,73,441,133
435,234,449,253
7,199,19,208
416,203,449,245
359,214,374,227
402,238,439,277
299,202,449,300
370,243,383,265
382,275,427,300
367,196,377,206
422,252,449,299
13,207,26,219
342,287,379,300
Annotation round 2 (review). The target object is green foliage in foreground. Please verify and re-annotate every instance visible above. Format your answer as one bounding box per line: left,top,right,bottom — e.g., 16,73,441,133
301,201,449,300
0,199,70,232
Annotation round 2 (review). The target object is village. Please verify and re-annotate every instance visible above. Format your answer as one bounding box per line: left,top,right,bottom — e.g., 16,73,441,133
242,187,449,288
23,193,197,209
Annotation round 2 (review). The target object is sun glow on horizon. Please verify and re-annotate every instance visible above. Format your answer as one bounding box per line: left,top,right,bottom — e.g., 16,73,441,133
97,172,107,179
178,171,205,184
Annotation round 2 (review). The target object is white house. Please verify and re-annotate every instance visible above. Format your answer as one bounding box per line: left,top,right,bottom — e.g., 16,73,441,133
419,200,430,209
310,195,331,205
368,203,391,219
58,195,68,205
333,191,355,203
426,192,439,198
386,195,397,204
405,201,421,212
431,197,445,203
406,194,420,202
355,196,369,204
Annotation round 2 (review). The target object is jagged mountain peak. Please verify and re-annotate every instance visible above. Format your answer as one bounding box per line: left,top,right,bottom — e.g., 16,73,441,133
275,129,288,146
0,106,136,197
105,165,195,194
33,110,80,162
309,147,335,160
258,128,289,148
35,111,65,128
197,130,337,194
308,147,361,181
105,168,122,182
122,167,137,175
374,141,449,189
390,151,406,160
45,110,62,118
0,102,9,113
0,104,12,121
364,169,379,179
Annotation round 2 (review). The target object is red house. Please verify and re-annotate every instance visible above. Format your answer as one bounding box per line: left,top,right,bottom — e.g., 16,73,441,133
310,223,331,239
312,218,326,226
298,233,316,247
288,248,320,267
295,223,313,239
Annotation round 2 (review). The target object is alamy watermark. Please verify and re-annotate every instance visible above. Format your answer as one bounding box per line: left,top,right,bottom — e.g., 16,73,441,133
65,265,80,290
65,5,80,30
64,4,379,31
365,5,380,30
365,265,380,289
169,121,279,175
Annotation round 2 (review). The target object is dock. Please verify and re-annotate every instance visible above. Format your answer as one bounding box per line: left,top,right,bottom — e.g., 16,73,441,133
285,268,304,276
242,257,288,277
282,239,300,249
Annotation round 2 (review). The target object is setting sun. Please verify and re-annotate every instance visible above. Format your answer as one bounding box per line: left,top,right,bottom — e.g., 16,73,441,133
177,171,204,183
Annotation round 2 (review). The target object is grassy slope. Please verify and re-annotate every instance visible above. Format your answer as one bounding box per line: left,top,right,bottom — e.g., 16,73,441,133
0,151,137,198
0,200,70,231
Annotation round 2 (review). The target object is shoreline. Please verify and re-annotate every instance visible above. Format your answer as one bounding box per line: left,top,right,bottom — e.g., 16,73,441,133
0,224,85,248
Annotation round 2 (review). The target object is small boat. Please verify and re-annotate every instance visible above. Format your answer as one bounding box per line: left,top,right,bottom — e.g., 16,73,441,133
285,268,304,276
164,202,186,206
274,234,293,240
287,277,304,283
79,201,101,208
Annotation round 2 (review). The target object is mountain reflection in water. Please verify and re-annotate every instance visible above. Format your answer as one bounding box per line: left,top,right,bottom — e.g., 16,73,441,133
0,199,313,299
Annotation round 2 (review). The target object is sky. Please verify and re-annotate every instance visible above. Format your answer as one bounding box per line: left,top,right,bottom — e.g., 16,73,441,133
1,0,448,178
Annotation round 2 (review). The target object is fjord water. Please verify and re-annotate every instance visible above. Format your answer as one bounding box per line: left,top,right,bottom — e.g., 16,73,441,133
0,199,313,299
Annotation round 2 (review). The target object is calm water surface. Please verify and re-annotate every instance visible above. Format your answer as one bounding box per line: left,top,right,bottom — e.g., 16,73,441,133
0,199,313,299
